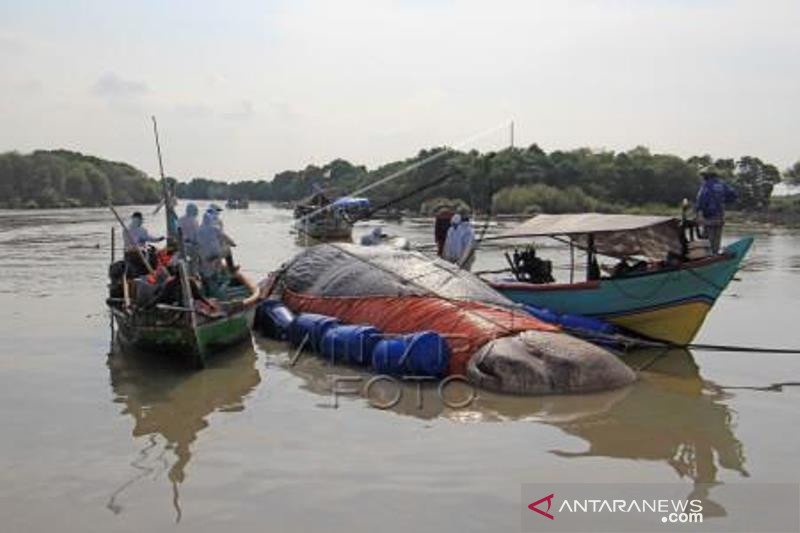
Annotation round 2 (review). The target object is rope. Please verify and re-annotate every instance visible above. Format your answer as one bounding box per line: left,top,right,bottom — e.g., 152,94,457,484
561,326,800,355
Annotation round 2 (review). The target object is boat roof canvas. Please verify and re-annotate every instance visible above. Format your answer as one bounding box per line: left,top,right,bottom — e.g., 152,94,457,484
498,213,678,237
496,213,684,260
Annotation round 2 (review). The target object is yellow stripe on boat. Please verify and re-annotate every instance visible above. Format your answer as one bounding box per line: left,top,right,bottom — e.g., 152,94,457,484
606,301,712,345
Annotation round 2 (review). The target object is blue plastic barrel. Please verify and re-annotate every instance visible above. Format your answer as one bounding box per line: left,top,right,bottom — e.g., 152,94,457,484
255,300,295,340
288,313,341,352
372,331,450,377
320,325,381,365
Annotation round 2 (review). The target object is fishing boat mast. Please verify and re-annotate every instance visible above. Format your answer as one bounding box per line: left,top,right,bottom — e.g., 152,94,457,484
151,116,178,243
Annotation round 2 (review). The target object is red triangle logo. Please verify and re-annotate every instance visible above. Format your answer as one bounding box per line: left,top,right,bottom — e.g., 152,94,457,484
528,493,555,520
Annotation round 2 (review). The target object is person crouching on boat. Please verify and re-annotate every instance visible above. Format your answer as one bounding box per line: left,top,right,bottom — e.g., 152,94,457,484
123,211,164,277
695,165,738,254
443,212,476,271
360,226,387,246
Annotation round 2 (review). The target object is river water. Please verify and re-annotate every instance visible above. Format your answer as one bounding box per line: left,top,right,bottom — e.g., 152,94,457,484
0,204,799,532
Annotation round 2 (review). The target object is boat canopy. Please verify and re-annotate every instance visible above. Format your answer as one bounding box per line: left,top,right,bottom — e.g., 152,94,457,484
496,213,684,260
332,197,370,211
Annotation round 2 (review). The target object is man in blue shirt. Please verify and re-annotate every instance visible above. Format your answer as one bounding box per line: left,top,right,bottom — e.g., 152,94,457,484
695,165,738,254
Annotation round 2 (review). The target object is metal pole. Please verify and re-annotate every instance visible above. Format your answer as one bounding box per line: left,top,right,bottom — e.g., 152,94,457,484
569,240,575,284
111,227,116,263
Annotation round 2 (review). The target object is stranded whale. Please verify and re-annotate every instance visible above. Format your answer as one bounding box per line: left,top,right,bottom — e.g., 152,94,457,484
270,243,635,395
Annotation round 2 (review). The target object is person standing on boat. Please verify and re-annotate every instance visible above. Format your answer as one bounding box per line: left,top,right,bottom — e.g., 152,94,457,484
197,205,237,276
443,212,476,271
695,165,738,254
434,205,454,257
208,203,238,272
178,203,200,273
123,212,163,250
178,203,200,244
122,212,164,277
196,207,225,298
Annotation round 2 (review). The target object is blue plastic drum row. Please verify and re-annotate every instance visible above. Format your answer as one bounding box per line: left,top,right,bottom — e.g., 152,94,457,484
254,300,450,377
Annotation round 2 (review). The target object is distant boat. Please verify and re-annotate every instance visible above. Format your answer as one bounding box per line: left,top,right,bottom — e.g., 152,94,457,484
226,198,249,209
484,213,753,344
293,190,370,241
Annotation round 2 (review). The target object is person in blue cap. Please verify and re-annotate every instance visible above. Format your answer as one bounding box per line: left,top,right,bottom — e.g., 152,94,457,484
695,165,738,254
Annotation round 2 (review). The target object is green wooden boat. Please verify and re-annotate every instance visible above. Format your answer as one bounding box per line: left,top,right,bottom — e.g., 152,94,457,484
107,117,259,369
109,286,255,369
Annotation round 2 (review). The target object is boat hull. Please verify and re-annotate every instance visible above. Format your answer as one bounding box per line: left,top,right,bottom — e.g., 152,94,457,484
112,307,254,368
491,237,753,344
294,218,353,241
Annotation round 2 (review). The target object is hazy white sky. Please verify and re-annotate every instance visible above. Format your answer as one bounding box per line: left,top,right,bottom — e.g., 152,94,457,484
1,0,798,180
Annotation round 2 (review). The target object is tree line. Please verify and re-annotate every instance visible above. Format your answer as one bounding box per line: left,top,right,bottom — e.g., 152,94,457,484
1,146,796,214
177,145,795,215
0,150,161,208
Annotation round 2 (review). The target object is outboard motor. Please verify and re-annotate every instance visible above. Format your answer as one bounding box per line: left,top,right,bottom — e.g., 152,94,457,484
506,246,554,283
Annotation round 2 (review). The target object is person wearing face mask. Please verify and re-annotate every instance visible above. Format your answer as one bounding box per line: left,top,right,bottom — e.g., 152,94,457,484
442,212,476,270
122,211,164,276
178,203,200,244
123,212,163,249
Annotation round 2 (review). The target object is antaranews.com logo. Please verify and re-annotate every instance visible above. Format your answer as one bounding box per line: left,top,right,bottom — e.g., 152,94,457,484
527,492,703,524
521,483,799,532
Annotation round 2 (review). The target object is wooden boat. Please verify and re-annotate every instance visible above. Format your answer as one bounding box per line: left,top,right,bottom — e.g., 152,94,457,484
107,118,259,369
293,191,370,241
226,197,249,209
484,213,752,344
109,281,256,368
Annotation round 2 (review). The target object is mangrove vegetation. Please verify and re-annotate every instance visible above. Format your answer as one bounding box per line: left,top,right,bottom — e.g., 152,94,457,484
1,146,797,218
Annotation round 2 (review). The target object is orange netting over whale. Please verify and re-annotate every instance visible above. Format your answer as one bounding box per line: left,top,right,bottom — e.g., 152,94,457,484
282,289,558,376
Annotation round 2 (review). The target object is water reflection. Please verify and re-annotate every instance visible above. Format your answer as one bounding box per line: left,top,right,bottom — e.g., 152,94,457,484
106,343,261,521
262,340,747,515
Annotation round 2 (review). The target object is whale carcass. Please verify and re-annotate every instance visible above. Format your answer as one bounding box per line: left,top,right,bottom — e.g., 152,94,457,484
270,243,636,395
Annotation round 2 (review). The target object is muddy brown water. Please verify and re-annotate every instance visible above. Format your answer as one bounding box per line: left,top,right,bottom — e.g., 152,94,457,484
1,204,799,532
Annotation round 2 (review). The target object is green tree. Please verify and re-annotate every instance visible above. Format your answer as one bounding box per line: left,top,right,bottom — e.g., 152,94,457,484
732,156,780,211
784,161,800,185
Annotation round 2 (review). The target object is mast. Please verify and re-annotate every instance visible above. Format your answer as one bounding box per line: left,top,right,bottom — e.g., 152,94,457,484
152,116,177,242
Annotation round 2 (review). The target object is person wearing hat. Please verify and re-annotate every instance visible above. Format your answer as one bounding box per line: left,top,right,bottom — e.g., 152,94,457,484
695,165,738,254
197,204,237,275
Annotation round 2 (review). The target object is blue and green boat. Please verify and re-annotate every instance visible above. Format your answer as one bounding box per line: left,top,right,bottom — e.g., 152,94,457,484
485,213,752,344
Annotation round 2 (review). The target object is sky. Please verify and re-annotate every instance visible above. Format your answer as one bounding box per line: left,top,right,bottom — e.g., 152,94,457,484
0,0,798,181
